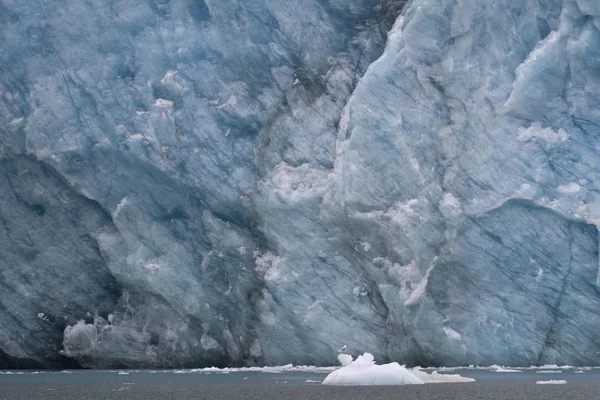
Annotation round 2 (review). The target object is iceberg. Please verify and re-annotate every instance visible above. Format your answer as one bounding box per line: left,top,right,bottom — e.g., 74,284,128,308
2,0,600,369
322,353,474,385
322,353,424,386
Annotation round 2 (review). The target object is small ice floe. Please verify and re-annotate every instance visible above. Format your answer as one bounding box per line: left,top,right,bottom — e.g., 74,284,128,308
492,366,522,373
536,380,567,385
536,370,562,374
322,353,474,386
306,380,322,383
118,371,129,375
574,371,586,374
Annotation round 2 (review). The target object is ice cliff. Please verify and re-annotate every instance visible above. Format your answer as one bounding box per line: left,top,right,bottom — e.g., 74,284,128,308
1,0,600,368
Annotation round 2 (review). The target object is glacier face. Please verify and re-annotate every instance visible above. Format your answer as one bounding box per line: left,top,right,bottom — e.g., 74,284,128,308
2,0,600,368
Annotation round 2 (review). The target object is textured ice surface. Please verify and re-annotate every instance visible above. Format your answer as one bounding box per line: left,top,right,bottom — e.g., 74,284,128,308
2,0,600,368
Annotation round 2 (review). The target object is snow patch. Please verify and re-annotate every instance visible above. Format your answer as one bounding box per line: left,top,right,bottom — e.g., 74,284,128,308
145,263,160,272
249,339,262,357
537,268,544,282
360,241,372,252
114,197,129,218
127,133,146,142
404,259,437,306
254,252,282,282
153,98,174,109
518,123,568,144
200,335,221,351
439,192,461,217
443,327,462,340
269,162,331,202
160,70,178,85
352,286,368,297
37,312,50,322
389,199,421,227
217,95,237,109
557,183,581,194
9,117,24,127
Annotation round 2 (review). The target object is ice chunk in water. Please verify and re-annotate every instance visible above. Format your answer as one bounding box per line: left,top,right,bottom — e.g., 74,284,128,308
322,353,474,386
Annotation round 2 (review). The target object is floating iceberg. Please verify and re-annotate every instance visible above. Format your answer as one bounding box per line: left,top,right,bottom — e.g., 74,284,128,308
322,353,474,386
322,353,424,386
492,367,522,373
536,380,567,385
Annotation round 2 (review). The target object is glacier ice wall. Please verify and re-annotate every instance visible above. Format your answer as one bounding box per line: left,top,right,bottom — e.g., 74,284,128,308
2,0,600,368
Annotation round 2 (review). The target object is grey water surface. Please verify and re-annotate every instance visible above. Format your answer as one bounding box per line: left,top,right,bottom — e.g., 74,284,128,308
1,368,598,400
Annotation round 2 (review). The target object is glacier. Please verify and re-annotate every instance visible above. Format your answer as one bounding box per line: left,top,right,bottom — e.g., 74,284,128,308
1,0,600,368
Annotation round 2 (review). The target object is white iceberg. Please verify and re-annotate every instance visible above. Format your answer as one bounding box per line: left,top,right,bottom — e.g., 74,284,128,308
322,353,474,386
491,366,522,373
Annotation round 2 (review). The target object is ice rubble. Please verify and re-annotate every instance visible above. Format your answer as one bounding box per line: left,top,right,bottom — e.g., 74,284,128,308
322,353,474,385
